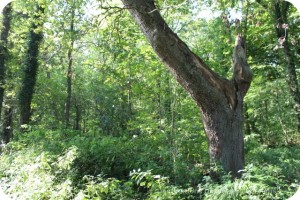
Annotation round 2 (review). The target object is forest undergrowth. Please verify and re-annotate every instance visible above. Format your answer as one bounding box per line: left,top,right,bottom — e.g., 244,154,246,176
0,127,299,200
1,0,300,199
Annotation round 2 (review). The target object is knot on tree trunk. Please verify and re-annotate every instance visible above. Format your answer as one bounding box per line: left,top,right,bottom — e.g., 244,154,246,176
232,35,253,97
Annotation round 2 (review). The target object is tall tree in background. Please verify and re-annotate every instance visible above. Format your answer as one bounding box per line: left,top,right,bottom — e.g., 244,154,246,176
65,1,75,128
121,0,253,177
0,3,12,143
254,0,300,131
0,3,12,120
19,5,44,126
273,1,300,130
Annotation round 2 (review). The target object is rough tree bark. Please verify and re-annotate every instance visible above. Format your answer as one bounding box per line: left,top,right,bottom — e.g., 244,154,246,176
121,0,252,177
19,6,44,126
0,3,12,120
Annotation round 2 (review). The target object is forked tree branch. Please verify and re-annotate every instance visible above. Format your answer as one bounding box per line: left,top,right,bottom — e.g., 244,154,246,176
121,0,252,111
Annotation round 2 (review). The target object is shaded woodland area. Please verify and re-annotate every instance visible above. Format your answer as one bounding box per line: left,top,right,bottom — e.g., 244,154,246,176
0,0,300,199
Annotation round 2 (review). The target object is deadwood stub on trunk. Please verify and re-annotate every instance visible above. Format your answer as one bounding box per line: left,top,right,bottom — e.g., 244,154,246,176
121,0,252,177
203,35,252,177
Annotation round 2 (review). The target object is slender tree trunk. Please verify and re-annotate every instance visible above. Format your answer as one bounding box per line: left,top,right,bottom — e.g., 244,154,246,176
65,6,75,128
244,103,251,135
19,6,44,126
273,2,300,131
121,0,252,177
2,106,13,144
73,97,81,130
65,45,73,128
0,4,12,120
127,64,133,116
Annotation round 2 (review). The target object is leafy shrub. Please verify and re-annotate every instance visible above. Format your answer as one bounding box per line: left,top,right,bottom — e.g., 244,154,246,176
74,175,135,200
0,128,299,199
0,146,74,199
130,169,200,200
200,164,298,200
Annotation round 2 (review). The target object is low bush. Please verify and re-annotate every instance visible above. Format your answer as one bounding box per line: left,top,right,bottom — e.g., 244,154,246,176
0,128,299,199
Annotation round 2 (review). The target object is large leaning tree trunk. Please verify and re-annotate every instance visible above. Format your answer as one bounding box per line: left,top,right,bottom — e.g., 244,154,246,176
121,0,253,177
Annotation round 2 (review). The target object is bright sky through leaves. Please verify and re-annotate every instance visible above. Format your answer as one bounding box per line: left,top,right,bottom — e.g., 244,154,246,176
284,0,300,14
0,0,13,13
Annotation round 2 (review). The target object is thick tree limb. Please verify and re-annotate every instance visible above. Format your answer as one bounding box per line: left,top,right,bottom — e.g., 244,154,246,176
121,0,237,111
122,0,251,110
121,0,252,177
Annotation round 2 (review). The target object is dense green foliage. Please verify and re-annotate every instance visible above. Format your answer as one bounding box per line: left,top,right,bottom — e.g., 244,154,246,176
0,0,300,199
0,129,299,199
